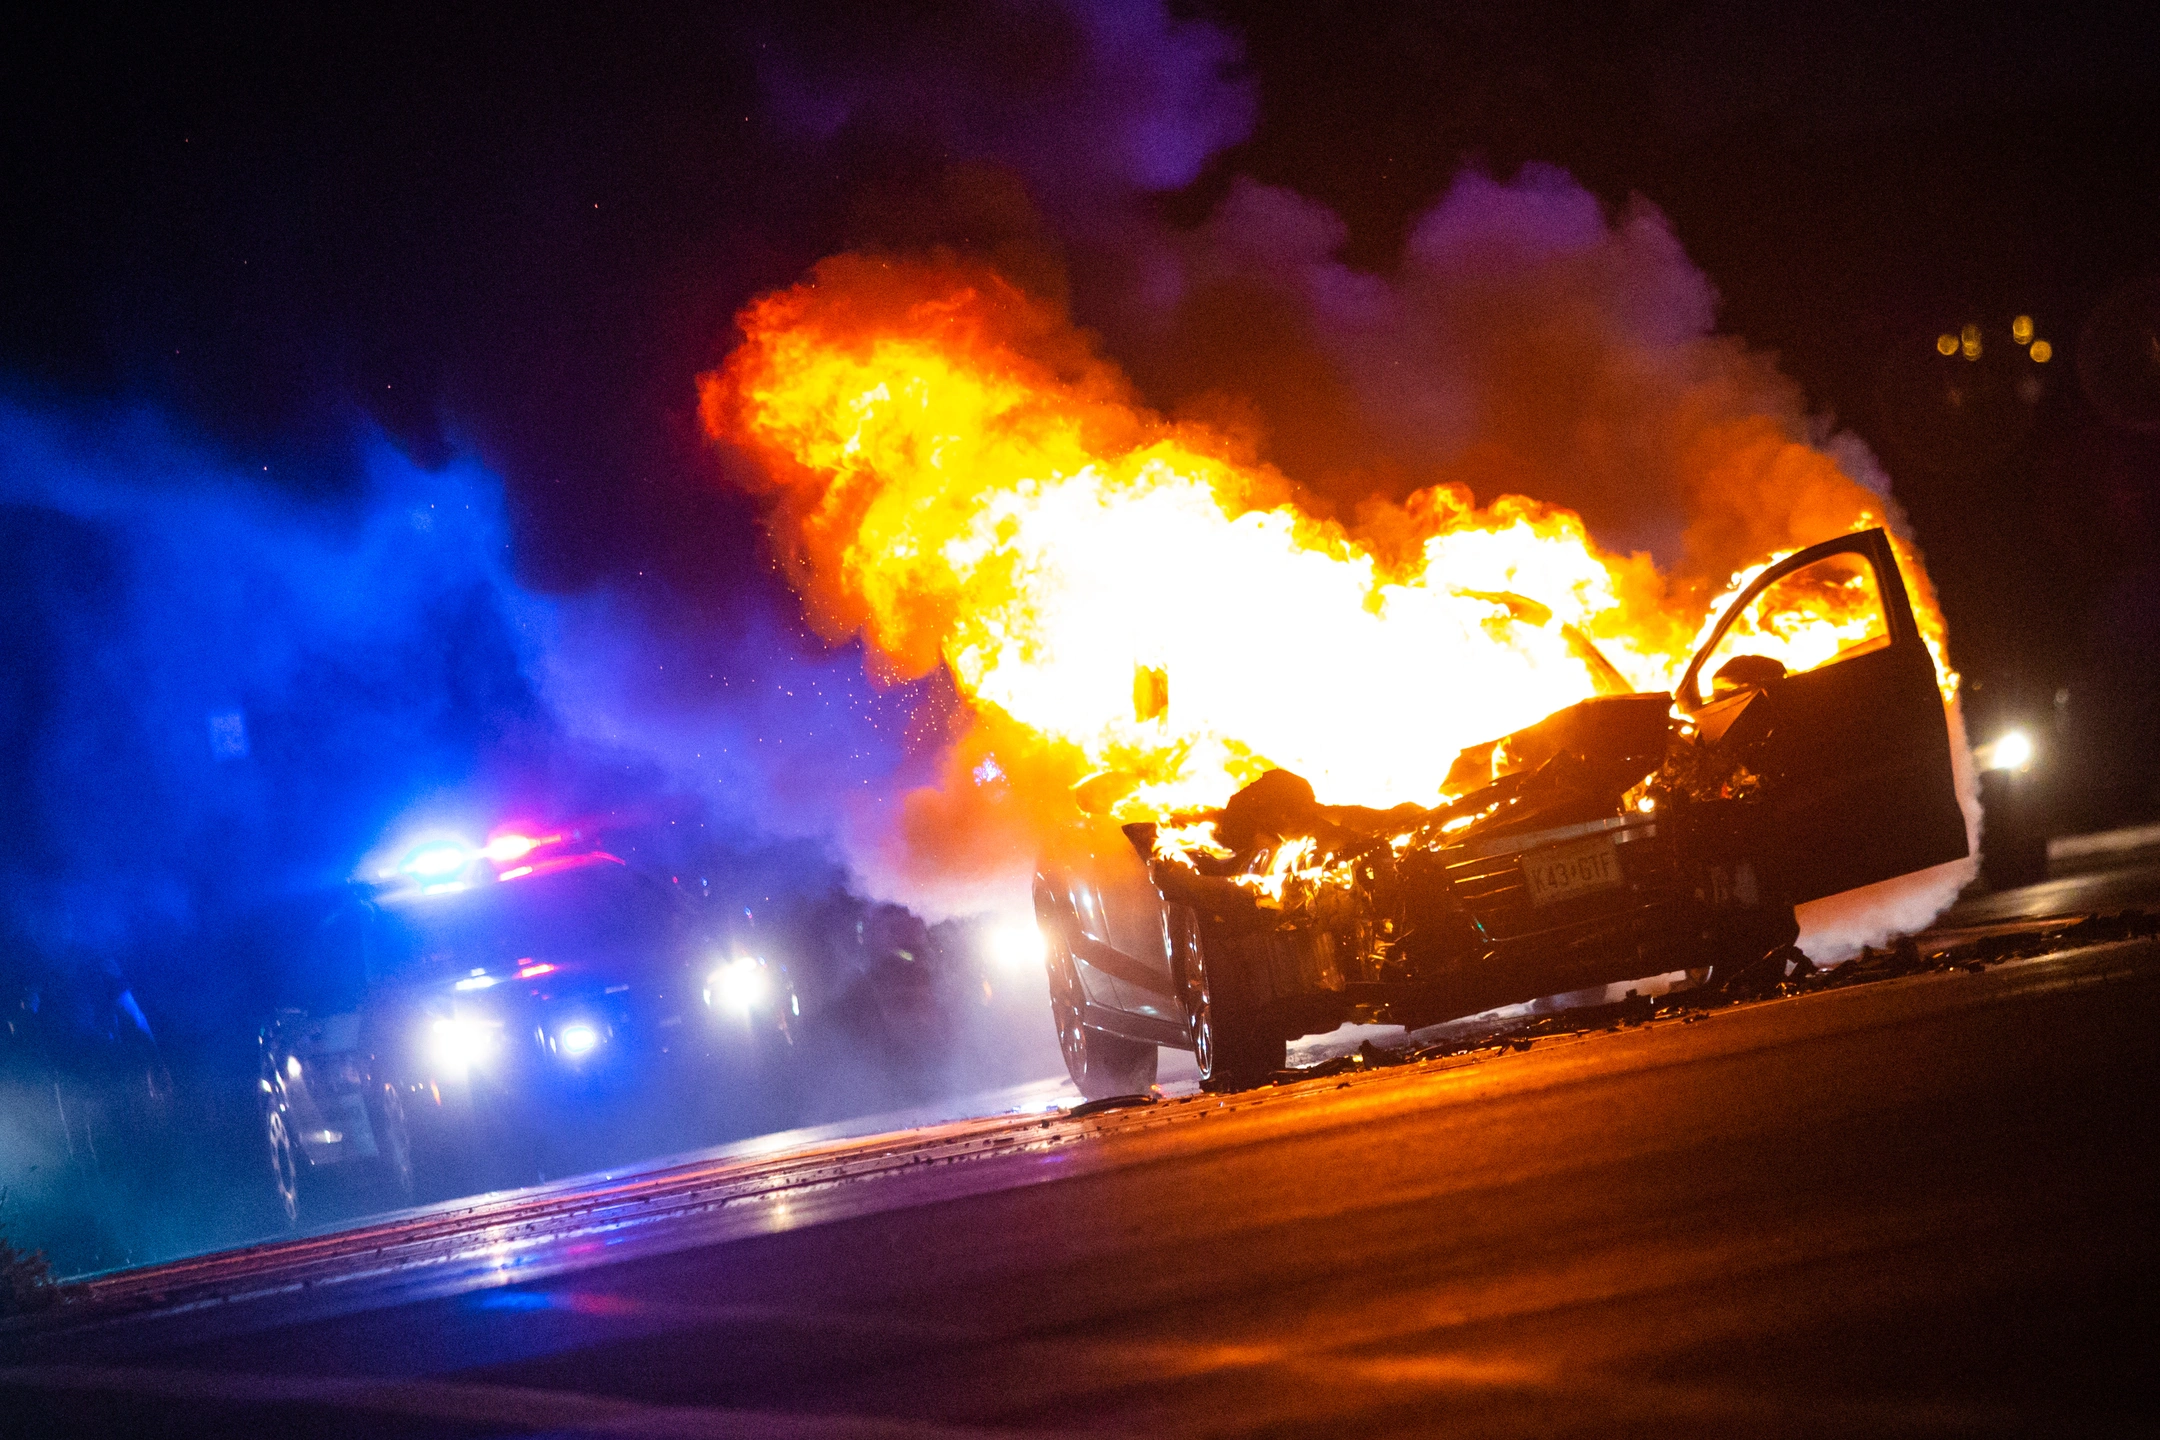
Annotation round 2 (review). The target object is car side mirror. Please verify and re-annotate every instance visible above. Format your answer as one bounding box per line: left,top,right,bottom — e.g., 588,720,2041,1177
1710,654,1787,698
1121,822,1158,864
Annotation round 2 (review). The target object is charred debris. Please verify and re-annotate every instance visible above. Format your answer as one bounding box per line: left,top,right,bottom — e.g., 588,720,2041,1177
1233,908,2160,1091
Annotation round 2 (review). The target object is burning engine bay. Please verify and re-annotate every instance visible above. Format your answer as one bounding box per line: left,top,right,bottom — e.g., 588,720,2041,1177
1036,527,1970,1092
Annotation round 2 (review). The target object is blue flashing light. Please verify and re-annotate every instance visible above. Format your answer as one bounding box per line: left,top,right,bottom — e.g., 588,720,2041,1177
401,839,472,880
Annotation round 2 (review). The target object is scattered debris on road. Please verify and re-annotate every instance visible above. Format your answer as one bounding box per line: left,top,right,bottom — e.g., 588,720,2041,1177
1066,1093,1160,1118
1252,909,2160,1085
1809,909,2158,989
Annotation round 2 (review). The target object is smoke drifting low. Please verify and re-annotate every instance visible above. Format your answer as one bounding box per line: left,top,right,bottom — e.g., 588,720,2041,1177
1,408,544,1009
0,402,922,1037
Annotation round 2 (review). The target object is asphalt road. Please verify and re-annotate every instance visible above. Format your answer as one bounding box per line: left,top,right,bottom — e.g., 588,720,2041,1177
7,858,2159,1437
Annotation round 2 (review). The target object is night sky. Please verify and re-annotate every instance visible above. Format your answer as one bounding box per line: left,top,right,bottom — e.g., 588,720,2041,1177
4,2,2157,1022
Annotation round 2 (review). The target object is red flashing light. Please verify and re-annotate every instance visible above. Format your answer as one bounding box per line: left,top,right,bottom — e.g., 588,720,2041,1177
493,850,623,887
515,961,557,980
484,831,563,864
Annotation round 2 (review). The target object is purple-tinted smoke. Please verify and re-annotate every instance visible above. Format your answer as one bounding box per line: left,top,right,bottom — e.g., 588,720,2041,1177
758,0,1253,208
0,401,924,1039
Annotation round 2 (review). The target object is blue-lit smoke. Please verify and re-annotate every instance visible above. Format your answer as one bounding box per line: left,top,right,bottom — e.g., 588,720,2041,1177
0,400,916,1036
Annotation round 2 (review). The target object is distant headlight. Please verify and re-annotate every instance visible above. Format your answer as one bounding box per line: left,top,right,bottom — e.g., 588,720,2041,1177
429,1016,496,1073
1977,729,2035,772
706,956,769,1015
558,1021,600,1057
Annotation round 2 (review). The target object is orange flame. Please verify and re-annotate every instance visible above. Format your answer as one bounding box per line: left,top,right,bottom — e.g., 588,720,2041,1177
702,256,1955,897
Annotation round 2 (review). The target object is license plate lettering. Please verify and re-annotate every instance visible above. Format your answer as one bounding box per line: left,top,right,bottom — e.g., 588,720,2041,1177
1521,837,1623,906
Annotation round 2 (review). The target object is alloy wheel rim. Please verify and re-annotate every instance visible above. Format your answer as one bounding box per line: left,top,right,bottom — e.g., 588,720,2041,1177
266,1107,298,1222
1049,942,1089,1074
1187,926,1219,1079
379,1083,414,1196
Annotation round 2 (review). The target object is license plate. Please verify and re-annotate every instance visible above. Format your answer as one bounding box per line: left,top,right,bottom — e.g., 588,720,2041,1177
1521,836,1624,906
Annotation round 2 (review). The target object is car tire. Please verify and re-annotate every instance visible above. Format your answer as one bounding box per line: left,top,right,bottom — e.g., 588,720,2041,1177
263,1099,303,1229
363,1079,417,1210
1176,908,1285,1092
1045,929,1159,1101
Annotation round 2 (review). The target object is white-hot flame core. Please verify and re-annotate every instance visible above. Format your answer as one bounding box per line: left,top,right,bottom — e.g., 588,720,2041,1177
943,461,1649,811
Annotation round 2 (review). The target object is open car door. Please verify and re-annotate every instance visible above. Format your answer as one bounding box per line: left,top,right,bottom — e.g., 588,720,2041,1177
1677,528,1968,905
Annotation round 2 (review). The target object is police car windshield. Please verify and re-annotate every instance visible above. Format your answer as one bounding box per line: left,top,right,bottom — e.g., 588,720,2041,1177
371,863,681,985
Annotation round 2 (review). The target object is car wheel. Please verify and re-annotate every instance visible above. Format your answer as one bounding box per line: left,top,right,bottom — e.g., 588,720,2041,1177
1176,909,1284,1092
263,1101,302,1228
1045,929,1159,1101
365,1079,416,1208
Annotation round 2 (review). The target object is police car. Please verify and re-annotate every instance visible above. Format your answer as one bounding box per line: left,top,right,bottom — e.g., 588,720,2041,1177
258,828,799,1224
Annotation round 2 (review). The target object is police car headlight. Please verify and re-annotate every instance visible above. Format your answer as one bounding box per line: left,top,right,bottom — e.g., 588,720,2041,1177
429,1017,495,1073
706,957,768,1015
558,1021,600,1057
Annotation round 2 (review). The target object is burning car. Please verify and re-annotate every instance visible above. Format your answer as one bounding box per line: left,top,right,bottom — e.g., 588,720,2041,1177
1033,529,1968,1095
257,830,800,1224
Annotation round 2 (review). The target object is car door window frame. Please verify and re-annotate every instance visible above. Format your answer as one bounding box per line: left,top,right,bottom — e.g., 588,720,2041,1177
1678,528,1923,713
